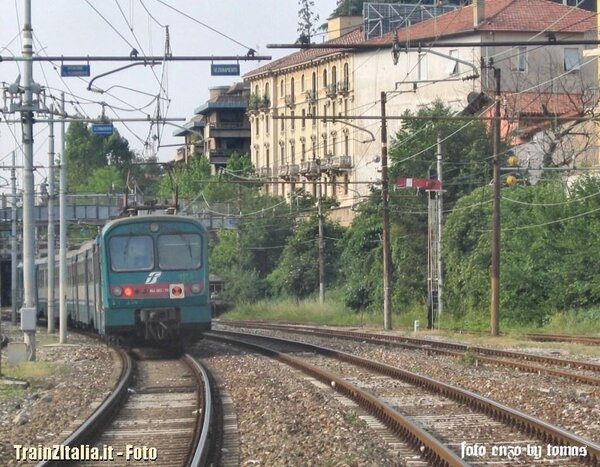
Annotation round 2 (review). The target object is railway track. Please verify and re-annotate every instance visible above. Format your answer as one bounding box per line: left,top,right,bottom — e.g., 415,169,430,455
221,320,600,386
525,333,600,346
208,329,599,466
36,347,216,467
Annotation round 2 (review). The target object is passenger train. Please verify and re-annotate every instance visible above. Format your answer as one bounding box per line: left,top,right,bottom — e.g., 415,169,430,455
21,214,212,343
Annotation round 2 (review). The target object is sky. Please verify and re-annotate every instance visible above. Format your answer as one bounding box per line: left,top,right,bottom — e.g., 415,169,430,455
0,0,338,191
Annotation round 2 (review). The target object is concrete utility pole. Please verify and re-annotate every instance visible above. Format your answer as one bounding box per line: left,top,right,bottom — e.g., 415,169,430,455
47,106,56,333
59,92,68,344
21,0,37,360
11,151,18,325
381,92,392,330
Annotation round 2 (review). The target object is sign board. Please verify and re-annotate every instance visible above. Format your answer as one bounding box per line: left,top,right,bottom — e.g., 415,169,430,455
60,64,90,77
395,177,441,190
211,63,240,76
92,123,114,135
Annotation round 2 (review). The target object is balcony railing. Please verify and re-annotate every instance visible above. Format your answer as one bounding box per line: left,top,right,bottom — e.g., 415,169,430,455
208,122,250,130
299,160,320,178
258,167,272,178
285,94,295,108
326,155,352,172
305,89,317,104
337,80,350,95
326,84,338,98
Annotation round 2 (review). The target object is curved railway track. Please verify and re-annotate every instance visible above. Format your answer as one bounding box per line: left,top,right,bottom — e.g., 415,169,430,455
36,347,216,467
221,320,600,386
208,329,599,466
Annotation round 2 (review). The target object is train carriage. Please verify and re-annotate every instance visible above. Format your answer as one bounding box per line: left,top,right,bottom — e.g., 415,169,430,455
20,214,211,343
100,215,211,340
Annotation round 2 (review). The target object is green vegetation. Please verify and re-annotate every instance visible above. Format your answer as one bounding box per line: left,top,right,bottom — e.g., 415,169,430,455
210,102,600,335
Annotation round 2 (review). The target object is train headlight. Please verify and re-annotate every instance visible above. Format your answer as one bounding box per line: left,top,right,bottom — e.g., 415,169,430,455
112,286,123,297
124,287,135,297
191,283,203,294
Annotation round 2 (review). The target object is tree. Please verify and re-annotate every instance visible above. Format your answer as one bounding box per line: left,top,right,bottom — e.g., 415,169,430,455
65,120,136,191
269,214,344,299
297,0,320,44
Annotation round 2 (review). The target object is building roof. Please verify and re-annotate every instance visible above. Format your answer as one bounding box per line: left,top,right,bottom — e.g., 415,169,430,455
244,28,364,79
244,1,594,79
172,117,205,137
366,0,595,45
194,96,248,115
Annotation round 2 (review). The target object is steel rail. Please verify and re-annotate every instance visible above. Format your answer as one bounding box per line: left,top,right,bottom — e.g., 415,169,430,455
223,320,600,374
35,347,132,467
184,354,215,467
207,332,467,467
211,329,600,466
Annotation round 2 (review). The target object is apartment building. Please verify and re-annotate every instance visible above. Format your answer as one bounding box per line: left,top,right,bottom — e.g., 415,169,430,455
174,82,251,173
245,0,597,223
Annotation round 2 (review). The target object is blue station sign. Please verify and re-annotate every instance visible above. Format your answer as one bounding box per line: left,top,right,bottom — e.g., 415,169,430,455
61,64,91,77
211,63,240,76
92,123,114,135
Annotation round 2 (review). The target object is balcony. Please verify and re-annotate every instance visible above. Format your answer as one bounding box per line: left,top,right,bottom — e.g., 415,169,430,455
207,121,250,138
299,160,320,179
278,165,289,179
207,149,234,165
258,167,272,179
285,94,295,108
330,155,352,172
305,89,317,104
337,80,350,96
288,164,299,178
326,84,338,98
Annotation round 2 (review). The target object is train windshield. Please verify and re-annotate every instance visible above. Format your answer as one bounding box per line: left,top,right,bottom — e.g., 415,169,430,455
157,233,202,270
109,235,154,271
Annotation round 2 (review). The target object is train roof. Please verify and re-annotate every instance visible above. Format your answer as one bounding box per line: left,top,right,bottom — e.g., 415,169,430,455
101,214,207,236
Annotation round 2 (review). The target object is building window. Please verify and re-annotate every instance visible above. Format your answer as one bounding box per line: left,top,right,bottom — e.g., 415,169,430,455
290,142,295,164
280,80,284,96
343,62,349,89
290,77,295,100
312,72,317,92
564,48,581,71
301,109,306,128
344,174,349,195
255,118,259,136
332,101,336,117
332,135,337,156
265,115,269,134
332,65,337,89
323,69,328,88
447,49,459,75
301,143,306,162
301,74,305,92
512,46,527,72
291,110,295,130
418,53,428,81
344,134,349,155
312,106,317,126
280,146,285,165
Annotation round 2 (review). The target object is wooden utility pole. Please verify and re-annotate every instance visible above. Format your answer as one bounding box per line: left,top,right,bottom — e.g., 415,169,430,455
381,92,392,330
490,66,502,336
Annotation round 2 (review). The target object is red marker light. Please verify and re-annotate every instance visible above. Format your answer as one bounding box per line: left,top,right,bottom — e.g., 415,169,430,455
124,287,134,297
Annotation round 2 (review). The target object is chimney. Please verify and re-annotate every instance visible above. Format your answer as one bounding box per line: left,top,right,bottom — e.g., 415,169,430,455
473,0,485,28
327,15,363,41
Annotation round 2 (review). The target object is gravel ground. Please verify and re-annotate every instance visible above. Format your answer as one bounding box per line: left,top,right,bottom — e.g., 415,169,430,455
2,318,598,466
216,323,600,444
0,322,118,467
191,339,406,466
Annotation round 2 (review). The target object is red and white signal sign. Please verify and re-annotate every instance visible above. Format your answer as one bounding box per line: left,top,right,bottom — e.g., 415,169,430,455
395,177,442,190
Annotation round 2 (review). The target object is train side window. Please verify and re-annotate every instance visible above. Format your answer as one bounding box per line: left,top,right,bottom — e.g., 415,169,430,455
109,235,154,271
157,233,202,270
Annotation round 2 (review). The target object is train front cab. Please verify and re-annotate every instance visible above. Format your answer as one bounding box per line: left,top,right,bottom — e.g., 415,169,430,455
99,217,211,341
